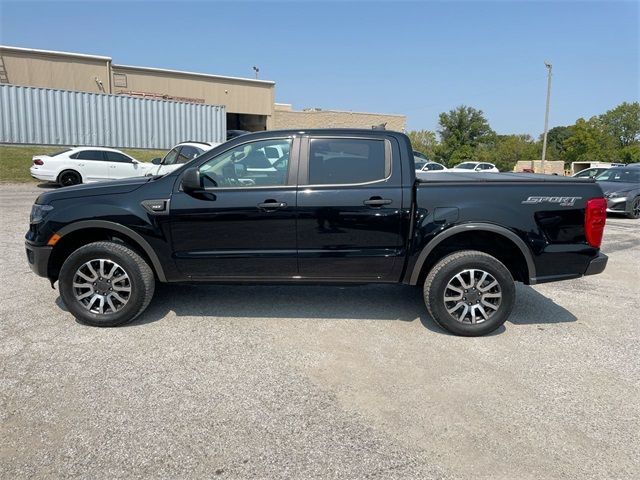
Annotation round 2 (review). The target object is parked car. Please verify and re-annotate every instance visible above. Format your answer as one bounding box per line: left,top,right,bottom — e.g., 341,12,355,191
147,141,221,176
30,147,150,186
414,157,429,170
413,151,430,170
448,162,499,173
419,161,447,172
595,167,640,218
573,167,609,179
25,129,608,336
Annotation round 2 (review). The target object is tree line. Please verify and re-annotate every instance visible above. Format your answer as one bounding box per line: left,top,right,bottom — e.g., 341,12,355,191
408,101,640,171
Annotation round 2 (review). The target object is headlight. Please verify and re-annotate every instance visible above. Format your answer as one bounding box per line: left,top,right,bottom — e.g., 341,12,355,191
30,204,53,224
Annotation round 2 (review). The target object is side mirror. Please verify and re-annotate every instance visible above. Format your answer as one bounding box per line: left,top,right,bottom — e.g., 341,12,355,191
475,166,482,171
151,158,162,165
132,159,139,164
182,167,202,193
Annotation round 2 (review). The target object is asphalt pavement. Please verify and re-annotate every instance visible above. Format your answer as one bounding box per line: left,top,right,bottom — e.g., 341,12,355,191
1,183,638,479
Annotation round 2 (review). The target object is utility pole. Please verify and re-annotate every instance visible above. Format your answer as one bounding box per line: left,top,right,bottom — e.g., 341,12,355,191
540,62,553,174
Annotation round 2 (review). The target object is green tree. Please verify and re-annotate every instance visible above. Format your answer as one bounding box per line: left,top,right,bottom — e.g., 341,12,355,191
599,101,640,148
563,117,617,163
407,130,437,159
544,125,573,160
489,135,541,172
619,144,640,163
437,105,495,165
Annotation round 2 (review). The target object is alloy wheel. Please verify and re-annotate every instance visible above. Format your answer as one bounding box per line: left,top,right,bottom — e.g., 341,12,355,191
72,259,132,314
443,269,502,324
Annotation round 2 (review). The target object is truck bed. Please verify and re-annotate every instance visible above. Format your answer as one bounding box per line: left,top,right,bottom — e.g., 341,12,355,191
415,171,594,183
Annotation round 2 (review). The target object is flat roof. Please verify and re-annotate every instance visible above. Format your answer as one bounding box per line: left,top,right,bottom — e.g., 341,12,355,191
0,44,275,85
0,45,112,61
114,64,275,86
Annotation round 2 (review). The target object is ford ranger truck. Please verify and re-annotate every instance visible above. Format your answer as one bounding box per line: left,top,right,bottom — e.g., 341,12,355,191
25,129,608,336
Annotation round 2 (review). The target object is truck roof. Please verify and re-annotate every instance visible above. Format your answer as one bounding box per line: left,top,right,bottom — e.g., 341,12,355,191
234,128,405,138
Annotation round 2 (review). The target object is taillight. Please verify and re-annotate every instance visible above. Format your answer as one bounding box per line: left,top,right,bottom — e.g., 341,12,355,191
33,159,44,166
585,197,607,248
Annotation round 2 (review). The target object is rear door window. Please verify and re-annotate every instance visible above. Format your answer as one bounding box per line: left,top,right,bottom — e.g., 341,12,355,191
307,138,387,185
75,150,106,161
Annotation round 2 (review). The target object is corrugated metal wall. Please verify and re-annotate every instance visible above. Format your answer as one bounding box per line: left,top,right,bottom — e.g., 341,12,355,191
0,84,226,149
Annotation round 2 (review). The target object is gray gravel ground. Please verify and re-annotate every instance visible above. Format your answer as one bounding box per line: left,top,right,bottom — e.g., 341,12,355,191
1,183,639,479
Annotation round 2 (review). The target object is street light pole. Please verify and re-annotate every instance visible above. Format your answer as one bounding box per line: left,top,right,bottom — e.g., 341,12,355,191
541,62,553,174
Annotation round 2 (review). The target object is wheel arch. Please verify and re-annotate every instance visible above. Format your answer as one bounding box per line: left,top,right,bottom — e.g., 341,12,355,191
56,168,84,184
409,223,536,285
49,220,166,282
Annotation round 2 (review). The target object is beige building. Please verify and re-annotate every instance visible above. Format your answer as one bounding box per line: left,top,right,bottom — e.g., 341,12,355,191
0,45,275,130
514,160,566,175
273,103,406,131
1,45,406,133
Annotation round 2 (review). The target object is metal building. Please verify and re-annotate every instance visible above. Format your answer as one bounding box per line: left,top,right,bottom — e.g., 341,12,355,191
0,45,275,131
0,84,226,149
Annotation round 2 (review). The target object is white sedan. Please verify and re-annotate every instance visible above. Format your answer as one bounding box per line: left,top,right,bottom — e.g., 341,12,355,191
448,161,499,173
419,161,447,172
30,147,151,186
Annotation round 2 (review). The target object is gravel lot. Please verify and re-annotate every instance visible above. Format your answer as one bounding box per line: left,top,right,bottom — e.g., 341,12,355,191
1,183,639,479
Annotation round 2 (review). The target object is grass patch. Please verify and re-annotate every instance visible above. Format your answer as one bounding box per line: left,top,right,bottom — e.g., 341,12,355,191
0,144,166,183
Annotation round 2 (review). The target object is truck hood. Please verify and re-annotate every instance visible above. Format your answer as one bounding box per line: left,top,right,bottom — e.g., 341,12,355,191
36,176,152,204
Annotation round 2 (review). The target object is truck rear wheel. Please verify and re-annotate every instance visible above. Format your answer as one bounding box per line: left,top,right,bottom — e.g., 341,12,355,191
423,250,515,336
59,241,155,327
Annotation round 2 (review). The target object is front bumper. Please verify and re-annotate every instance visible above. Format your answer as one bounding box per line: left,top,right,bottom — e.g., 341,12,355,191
25,242,52,278
584,252,608,276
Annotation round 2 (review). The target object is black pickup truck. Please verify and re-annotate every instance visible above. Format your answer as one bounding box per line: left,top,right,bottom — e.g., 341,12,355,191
25,129,608,336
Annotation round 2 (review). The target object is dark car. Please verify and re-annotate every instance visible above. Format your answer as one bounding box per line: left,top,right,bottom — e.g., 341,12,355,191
25,129,608,336
595,167,640,218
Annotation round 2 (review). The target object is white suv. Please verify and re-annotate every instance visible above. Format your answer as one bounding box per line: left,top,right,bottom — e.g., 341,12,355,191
30,147,151,186
147,141,221,176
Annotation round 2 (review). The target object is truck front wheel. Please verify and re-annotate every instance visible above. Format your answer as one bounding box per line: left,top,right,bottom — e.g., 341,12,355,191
423,250,515,336
59,241,155,327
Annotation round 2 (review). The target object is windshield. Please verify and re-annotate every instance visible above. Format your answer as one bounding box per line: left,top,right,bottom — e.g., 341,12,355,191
595,169,640,183
454,162,477,170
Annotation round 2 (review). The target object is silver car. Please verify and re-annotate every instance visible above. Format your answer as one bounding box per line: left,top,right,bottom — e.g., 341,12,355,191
595,167,640,219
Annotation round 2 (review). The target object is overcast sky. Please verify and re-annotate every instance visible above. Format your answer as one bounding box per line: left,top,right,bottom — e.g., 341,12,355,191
1,0,638,136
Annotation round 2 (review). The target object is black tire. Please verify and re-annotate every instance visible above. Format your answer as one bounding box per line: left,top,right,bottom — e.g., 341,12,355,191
58,170,82,186
626,196,640,219
59,241,155,327
423,250,515,336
